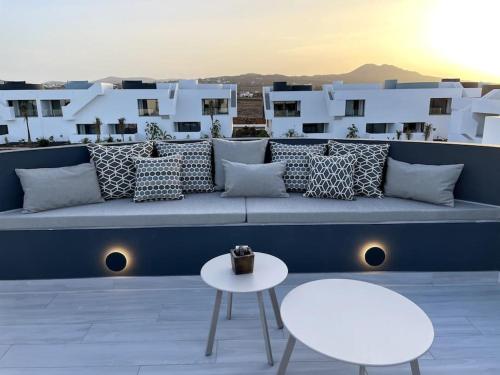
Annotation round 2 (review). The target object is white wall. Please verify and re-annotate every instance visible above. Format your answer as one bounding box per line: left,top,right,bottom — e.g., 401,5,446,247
482,116,500,145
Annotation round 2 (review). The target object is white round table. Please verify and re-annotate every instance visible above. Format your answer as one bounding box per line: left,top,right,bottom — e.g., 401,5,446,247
277,279,434,375
201,252,288,365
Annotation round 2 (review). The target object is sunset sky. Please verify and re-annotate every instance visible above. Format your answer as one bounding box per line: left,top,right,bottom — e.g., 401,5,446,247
0,0,499,82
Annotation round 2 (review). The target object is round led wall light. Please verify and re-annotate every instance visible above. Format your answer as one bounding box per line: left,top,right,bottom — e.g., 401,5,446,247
364,246,386,267
105,251,127,272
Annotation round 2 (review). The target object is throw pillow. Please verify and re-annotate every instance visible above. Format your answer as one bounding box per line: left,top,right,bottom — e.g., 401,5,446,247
270,142,327,192
221,160,288,198
88,142,153,199
156,141,213,193
213,139,268,190
328,141,389,198
133,156,184,202
384,157,464,207
15,163,104,213
304,154,356,200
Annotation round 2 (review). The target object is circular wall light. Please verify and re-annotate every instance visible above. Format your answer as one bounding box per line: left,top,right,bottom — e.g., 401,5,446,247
105,251,127,272
364,246,386,267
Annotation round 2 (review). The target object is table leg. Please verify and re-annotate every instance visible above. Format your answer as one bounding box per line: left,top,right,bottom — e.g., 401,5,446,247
359,365,367,375
277,335,296,375
227,292,233,320
257,291,274,366
269,288,284,329
410,359,421,375
205,289,222,356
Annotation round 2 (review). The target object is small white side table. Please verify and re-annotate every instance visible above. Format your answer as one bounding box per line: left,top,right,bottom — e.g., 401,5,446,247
201,252,288,365
277,279,434,375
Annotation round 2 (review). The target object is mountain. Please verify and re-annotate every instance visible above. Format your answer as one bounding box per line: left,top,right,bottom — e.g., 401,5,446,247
198,64,440,90
35,64,440,89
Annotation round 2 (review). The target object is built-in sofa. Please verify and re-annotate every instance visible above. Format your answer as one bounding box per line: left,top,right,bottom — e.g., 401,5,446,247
0,139,499,279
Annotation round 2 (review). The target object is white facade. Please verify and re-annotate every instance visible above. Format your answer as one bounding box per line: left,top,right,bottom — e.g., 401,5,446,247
0,80,237,143
263,80,500,144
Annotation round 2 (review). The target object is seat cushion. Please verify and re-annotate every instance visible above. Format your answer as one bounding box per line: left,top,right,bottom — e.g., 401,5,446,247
246,194,500,224
0,193,246,230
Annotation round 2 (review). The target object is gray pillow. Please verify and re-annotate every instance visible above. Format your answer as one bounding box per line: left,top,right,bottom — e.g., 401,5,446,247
15,163,104,213
213,139,268,190
221,160,288,198
384,157,464,207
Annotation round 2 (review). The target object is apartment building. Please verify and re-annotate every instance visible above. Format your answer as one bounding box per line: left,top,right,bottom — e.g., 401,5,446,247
263,80,500,144
0,79,237,143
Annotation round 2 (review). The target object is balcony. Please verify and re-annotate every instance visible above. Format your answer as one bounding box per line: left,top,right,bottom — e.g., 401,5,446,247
0,139,499,374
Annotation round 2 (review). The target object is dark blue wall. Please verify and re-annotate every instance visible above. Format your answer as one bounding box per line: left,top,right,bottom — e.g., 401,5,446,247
0,222,498,280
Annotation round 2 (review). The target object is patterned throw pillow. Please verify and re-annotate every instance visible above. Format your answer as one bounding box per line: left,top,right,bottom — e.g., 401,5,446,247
304,154,356,200
87,142,153,200
133,156,183,202
270,142,327,192
156,141,214,193
328,141,389,198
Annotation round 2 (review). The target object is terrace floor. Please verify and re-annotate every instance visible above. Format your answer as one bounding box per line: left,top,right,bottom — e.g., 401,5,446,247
0,272,498,374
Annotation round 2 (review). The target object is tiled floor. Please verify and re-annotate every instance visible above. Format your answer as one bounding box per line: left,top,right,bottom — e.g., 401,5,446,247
0,272,498,374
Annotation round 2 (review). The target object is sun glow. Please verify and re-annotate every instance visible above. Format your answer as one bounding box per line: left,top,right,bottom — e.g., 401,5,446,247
426,0,500,81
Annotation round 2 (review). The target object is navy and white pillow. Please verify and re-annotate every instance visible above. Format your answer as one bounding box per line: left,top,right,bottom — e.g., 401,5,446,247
304,154,356,200
328,141,389,198
156,141,213,193
88,142,153,200
133,156,184,202
270,142,327,192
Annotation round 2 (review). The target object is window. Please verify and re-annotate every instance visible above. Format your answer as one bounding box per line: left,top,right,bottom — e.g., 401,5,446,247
77,124,100,135
175,122,201,132
202,99,229,115
345,100,365,117
273,101,300,117
8,100,38,117
366,123,390,134
429,98,452,115
0,125,8,135
108,123,138,134
403,122,425,133
41,99,70,117
137,99,159,116
302,123,326,133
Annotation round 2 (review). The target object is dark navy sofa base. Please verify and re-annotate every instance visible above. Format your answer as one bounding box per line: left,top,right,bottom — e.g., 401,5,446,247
1,221,499,279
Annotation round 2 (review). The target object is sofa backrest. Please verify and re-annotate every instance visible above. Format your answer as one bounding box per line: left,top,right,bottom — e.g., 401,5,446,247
1,139,500,211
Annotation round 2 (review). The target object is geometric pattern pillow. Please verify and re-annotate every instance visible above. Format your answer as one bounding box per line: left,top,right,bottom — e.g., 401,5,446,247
87,142,153,200
328,141,389,198
133,156,184,202
155,141,214,193
270,142,327,192
304,154,356,200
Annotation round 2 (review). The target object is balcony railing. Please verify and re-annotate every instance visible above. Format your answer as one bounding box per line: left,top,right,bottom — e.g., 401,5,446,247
274,110,301,117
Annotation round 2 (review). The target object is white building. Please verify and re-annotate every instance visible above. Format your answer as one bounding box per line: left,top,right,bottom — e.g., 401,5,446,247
0,80,237,143
263,80,500,144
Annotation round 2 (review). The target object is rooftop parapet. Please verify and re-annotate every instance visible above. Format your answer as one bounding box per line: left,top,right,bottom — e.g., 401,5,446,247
0,81,43,90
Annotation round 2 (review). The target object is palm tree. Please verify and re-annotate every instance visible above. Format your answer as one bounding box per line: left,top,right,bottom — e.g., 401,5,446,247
19,103,33,145
95,117,102,143
118,117,126,142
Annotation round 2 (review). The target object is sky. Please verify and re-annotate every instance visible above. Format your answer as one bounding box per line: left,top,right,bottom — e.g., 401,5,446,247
0,0,499,82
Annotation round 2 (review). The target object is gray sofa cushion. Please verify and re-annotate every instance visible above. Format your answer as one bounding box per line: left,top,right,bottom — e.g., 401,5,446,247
15,163,104,213
384,157,464,207
213,139,268,190
221,160,288,198
0,193,246,230
246,194,500,224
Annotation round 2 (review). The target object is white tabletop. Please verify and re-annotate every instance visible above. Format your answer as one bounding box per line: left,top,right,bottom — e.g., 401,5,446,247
280,279,434,367
200,252,288,293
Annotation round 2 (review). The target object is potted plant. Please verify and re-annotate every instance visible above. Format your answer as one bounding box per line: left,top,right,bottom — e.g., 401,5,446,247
118,117,126,142
423,123,436,141
19,103,33,146
396,130,402,140
94,117,102,143
346,124,358,139
230,245,254,275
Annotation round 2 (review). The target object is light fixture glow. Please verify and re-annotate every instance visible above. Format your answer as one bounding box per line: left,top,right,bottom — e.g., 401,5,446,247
359,242,387,268
103,248,131,272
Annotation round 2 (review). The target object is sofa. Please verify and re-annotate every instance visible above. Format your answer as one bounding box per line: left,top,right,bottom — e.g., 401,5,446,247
0,139,499,279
